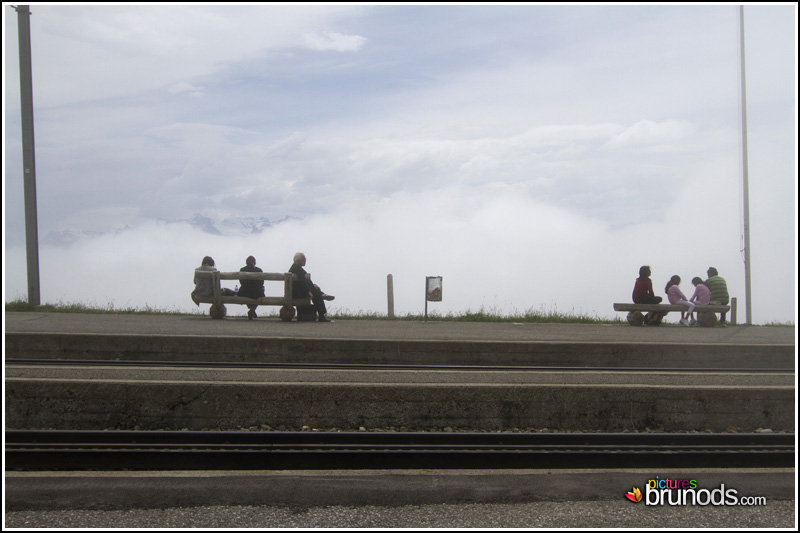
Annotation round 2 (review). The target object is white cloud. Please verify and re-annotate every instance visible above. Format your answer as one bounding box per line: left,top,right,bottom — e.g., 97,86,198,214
4,181,791,324
167,82,204,97
4,5,367,108
302,31,367,52
607,120,695,149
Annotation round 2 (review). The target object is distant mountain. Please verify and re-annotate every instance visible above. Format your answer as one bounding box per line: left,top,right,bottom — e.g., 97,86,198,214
41,215,301,246
166,215,302,236
40,226,128,247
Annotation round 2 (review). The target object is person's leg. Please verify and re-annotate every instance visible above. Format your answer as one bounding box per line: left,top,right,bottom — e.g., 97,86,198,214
634,295,663,304
311,286,329,321
713,299,729,324
678,300,694,325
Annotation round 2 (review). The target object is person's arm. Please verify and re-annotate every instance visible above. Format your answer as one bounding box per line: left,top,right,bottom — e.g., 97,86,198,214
291,264,313,298
645,279,655,297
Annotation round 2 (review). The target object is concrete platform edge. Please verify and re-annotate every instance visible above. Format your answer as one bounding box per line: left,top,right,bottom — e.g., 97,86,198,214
5,469,794,511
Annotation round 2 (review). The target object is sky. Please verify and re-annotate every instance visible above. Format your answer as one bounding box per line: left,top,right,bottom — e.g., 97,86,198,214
3,3,797,324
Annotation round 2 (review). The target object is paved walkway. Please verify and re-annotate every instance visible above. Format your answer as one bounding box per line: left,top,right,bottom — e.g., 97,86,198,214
5,312,796,529
5,500,796,528
5,312,796,345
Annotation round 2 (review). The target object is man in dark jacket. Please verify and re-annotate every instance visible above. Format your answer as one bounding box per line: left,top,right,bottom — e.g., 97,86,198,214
239,255,265,320
289,252,334,322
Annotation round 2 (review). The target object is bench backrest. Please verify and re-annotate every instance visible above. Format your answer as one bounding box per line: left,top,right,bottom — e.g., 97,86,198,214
194,271,309,306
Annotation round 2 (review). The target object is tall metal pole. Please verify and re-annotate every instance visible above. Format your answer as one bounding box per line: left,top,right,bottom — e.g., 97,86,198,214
738,5,752,325
15,4,41,305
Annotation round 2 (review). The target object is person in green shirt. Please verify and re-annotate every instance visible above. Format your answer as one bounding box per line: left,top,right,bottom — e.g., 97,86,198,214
705,267,730,325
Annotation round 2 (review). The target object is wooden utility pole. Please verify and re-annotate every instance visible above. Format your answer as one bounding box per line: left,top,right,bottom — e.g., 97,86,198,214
15,4,41,305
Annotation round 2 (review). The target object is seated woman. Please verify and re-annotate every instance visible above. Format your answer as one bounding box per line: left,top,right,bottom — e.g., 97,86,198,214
665,275,695,327
632,265,662,304
632,265,664,325
191,256,218,305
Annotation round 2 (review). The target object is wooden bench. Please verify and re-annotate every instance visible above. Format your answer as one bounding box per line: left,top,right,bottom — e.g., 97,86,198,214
613,303,731,327
193,271,312,321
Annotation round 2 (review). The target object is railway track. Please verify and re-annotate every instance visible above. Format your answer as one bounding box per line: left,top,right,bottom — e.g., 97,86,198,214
6,430,794,471
5,358,793,373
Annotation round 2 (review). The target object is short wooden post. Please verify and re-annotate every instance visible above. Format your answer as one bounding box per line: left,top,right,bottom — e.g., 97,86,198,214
278,273,295,322
209,271,226,319
731,297,737,325
424,278,428,322
387,274,394,319
212,271,221,307
284,273,293,306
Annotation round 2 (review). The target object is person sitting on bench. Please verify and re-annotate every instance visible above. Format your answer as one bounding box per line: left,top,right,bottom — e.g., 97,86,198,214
632,265,662,304
688,277,712,326
705,267,730,325
192,256,217,305
665,275,694,327
239,255,265,320
191,255,236,306
632,265,664,325
289,252,335,322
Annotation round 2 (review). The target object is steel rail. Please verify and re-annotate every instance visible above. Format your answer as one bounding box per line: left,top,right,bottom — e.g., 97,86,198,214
4,358,793,374
5,430,794,471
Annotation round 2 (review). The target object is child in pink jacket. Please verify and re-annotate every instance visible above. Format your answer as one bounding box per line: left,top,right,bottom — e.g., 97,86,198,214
665,275,694,326
689,277,711,325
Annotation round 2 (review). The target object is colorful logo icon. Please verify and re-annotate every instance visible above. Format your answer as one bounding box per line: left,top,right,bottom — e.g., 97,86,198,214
625,487,642,503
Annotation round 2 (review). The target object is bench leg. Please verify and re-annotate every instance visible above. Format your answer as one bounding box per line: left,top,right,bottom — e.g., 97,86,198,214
626,311,644,326
697,312,717,327
279,306,295,322
210,303,227,319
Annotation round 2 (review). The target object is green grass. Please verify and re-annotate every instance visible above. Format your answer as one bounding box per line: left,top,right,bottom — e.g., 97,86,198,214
5,299,793,326
3,299,620,324
327,304,622,324
760,320,796,327
4,299,197,316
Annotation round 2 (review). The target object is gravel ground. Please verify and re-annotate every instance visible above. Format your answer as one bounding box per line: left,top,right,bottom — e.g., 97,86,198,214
5,501,796,529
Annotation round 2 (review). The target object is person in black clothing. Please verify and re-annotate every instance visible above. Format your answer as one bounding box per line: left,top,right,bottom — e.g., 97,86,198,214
238,255,265,320
289,252,334,322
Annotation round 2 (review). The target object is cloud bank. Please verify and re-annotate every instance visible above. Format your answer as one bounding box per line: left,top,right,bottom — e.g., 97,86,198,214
4,5,796,325
5,173,790,324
